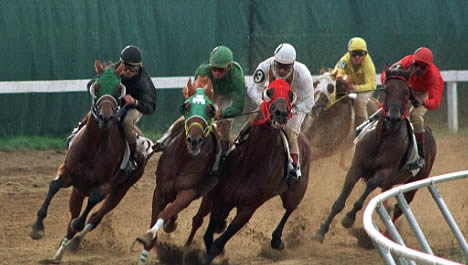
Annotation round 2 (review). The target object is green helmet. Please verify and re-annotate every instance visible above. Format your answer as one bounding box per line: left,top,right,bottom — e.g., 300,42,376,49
209,46,233,68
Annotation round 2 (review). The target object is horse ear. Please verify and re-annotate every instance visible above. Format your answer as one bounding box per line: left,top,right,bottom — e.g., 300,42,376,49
95,59,104,75
205,77,214,99
330,69,338,79
183,78,192,99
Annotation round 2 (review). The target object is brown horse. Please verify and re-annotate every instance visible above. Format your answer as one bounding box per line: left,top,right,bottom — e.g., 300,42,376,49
312,68,437,243
133,78,219,265
305,70,381,169
186,79,311,265
30,59,152,263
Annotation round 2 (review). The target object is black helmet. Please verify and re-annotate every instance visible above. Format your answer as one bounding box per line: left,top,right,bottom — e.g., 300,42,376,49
120,45,142,66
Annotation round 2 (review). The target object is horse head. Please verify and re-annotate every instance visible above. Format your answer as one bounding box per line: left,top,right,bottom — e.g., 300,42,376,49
258,78,293,129
382,67,410,130
89,59,125,129
180,88,216,156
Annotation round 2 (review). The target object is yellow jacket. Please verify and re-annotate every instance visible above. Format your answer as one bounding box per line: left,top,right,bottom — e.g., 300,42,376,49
333,52,377,92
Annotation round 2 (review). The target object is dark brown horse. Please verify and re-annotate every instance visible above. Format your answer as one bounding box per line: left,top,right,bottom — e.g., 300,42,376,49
305,71,381,169
186,79,311,265
30,59,152,263
312,68,437,243
133,77,219,265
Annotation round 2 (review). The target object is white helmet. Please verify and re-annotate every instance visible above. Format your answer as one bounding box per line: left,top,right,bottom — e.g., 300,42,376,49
274,43,296,64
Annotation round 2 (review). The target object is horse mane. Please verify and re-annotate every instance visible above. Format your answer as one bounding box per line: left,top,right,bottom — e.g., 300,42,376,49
183,76,214,99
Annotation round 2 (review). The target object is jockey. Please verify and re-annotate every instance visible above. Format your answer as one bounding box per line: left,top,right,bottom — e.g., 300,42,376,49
248,43,314,186
153,45,246,152
333,37,377,127
380,47,444,170
68,45,157,174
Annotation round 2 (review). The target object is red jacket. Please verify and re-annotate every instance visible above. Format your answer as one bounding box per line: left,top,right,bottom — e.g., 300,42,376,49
380,55,444,110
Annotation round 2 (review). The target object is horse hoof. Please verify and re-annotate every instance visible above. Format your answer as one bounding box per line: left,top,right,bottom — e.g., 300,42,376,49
312,230,324,243
341,215,355,228
67,237,81,252
163,221,177,233
134,232,154,250
39,258,61,264
271,238,285,250
30,228,45,240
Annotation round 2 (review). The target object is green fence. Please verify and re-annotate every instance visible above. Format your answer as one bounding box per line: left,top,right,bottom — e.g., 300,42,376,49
1,0,467,137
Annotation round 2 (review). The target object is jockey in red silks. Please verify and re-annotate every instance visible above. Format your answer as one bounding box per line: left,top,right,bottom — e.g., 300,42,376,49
380,47,444,170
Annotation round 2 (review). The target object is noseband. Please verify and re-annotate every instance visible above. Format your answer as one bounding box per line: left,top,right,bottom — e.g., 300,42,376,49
91,95,120,125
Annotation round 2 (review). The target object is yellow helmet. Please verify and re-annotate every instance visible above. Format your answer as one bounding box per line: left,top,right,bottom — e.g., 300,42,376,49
347,37,368,52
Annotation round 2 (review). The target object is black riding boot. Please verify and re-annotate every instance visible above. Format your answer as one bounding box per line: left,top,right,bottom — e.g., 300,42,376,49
124,143,138,174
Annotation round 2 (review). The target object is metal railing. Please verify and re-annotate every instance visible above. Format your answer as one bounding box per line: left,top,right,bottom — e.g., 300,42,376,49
363,170,468,265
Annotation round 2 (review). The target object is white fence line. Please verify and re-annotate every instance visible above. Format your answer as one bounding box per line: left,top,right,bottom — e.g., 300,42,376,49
363,170,468,265
1,70,467,131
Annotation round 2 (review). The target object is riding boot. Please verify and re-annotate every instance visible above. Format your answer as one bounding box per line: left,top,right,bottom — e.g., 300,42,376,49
124,143,138,174
287,153,302,188
67,115,89,144
415,132,425,169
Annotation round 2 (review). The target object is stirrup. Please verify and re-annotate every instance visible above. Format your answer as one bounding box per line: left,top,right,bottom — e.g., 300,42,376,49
287,164,302,187
123,157,138,174
408,157,425,171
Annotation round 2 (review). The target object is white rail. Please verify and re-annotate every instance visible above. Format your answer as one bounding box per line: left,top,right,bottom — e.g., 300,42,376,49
1,70,467,131
363,170,468,265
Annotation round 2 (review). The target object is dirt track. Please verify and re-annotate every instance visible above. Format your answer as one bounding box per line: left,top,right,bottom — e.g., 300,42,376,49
1,133,468,265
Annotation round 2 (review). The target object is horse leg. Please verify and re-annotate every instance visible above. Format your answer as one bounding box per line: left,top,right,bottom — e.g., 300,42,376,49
313,170,359,243
30,177,63,240
271,209,293,250
135,187,170,265
70,189,104,233
185,194,213,247
204,205,256,265
67,189,105,252
50,188,85,263
341,176,381,228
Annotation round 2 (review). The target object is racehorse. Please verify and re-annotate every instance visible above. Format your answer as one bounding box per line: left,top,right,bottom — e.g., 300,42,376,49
186,79,311,265
312,67,437,243
305,70,381,169
30,59,153,263
133,77,219,265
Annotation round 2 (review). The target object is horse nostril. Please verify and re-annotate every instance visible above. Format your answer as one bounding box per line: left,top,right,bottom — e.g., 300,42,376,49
187,137,192,145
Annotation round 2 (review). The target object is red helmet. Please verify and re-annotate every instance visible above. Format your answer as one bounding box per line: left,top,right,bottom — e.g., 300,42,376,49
413,47,433,65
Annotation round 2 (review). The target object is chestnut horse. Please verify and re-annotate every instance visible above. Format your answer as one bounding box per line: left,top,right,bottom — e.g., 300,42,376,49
30,59,152,263
305,70,381,168
134,78,219,265
186,79,311,265
313,68,437,243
